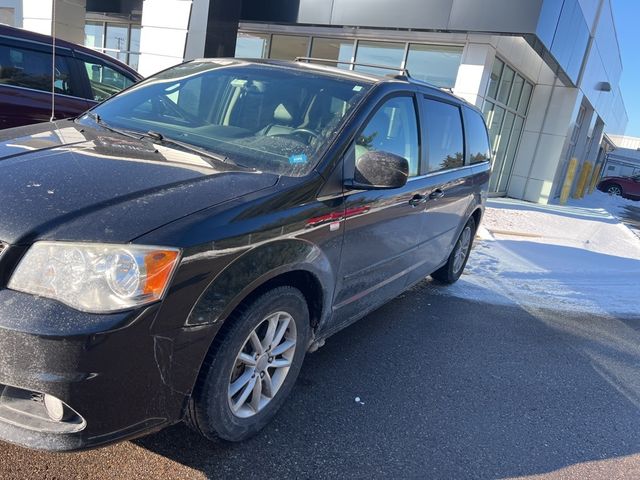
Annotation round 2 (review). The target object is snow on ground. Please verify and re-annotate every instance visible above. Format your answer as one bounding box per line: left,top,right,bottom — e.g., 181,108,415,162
436,195,640,317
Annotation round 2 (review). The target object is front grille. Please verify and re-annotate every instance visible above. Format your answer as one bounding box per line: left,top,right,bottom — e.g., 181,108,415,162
0,242,5,259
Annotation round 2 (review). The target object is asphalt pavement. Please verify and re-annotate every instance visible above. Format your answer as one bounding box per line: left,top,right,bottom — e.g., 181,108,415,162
2,278,640,479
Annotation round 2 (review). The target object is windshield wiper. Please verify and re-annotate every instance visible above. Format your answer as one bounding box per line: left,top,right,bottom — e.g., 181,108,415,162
85,112,141,140
144,130,249,169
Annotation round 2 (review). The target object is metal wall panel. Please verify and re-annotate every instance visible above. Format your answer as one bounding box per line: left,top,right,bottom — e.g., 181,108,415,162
330,0,454,30
298,0,334,24
448,0,543,33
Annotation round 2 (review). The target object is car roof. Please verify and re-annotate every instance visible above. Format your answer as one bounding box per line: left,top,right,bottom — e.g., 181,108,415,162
192,58,473,110
0,24,142,80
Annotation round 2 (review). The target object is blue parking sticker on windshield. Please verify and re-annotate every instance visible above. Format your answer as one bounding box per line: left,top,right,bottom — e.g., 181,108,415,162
289,153,308,164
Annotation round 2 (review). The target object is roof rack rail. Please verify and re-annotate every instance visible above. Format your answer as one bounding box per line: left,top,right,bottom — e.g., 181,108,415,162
294,56,409,75
294,57,455,95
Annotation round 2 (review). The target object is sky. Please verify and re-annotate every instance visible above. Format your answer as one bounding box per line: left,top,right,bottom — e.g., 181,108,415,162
612,0,640,137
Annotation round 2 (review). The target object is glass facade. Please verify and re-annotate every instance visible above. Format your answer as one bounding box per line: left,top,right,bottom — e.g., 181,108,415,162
235,32,270,58
483,57,533,194
353,41,405,75
270,34,309,60
406,44,463,88
84,21,141,70
237,31,462,88
309,38,353,68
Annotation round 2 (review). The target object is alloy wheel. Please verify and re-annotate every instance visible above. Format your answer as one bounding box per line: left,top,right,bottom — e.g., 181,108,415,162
607,185,622,196
227,311,297,418
453,226,472,274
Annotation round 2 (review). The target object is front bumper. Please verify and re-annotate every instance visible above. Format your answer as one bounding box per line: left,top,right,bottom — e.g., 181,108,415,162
0,289,198,451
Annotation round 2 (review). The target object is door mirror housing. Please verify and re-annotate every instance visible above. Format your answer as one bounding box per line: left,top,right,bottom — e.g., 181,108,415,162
346,151,409,190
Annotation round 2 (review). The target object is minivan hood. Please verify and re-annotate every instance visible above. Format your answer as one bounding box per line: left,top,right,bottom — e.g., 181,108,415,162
0,122,278,244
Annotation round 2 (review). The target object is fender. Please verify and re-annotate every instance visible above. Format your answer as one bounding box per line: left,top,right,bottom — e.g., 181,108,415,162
187,238,335,334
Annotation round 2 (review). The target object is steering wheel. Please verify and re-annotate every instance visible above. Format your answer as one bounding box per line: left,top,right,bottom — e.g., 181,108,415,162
290,128,319,142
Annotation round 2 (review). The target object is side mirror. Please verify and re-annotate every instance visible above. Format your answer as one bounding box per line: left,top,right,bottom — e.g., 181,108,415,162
347,151,409,190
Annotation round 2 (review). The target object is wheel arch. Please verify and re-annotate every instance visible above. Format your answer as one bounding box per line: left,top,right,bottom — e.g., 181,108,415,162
471,207,483,230
187,238,334,333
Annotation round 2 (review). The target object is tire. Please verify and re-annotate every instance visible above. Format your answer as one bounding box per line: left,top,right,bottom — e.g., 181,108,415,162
606,184,623,196
431,216,476,284
187,286,310,442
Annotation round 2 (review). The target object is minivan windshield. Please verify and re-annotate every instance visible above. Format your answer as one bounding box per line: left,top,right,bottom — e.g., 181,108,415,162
86,61,372,176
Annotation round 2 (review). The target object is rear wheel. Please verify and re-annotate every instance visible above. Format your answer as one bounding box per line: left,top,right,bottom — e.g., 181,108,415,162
431,217,476,284
606,184,623,196
188,286,310,442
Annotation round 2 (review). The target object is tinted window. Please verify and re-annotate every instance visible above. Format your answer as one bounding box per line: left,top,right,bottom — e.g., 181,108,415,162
83,59,135,101
465,109,491,164
355,96,420,177
0,44,73,95
423,98,464,172
89,62,371,177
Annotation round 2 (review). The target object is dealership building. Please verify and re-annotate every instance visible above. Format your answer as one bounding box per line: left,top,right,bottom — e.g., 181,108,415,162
0,0,628,204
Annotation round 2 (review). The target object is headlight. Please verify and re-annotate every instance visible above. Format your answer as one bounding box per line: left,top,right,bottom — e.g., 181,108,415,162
8,242,181,313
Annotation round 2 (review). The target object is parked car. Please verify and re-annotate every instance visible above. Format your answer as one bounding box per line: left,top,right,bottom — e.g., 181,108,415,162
0,24,142,129
0,58,491,451
597,173,640,200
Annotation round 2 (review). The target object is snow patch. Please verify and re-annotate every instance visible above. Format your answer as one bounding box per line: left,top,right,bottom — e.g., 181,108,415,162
438,197,640,317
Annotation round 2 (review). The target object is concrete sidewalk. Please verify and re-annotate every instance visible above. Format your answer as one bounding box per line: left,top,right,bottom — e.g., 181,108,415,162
434,197,640,317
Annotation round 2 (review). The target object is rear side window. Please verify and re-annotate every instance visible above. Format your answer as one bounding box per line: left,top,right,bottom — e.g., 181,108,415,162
82,59,135,102
423,98,464,172
0,43,73,95
465,108,491,164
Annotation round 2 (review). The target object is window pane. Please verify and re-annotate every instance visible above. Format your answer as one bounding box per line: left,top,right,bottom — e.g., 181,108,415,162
105,24,129,63
487,105,505,154
508,74,524,110
129,26,141,70
489,111,515,191
84,22,104,50
84,60,135,101
235,32,270,59
466,109,491,164
405,44,462,88
355,96,420,176
482,101,494,122
423,99,464,172
497,65,514,104
0,45,73,95
0,7,15,26
354,41,404,76
518,82,533,115
310,37,353,68
487,58,504,100
497,115,524,192
269,34,308,60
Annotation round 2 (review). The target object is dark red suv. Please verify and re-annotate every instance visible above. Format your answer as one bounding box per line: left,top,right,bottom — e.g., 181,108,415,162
597,173,640,200
0,25,142,129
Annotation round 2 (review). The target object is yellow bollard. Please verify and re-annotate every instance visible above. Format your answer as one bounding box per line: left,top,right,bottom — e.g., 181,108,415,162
574,161,592,199
588,164,602,194
559,157,578,204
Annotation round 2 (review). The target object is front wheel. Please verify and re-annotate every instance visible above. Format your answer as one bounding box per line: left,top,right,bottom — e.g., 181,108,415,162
431,216,476,284
187,286,310,442
606,184,623,196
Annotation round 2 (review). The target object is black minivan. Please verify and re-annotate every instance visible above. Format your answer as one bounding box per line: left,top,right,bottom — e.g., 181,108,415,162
0,58,490,451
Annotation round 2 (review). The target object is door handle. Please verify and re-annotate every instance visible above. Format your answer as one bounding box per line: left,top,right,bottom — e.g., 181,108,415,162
409,194,427,206
429,189,445,200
